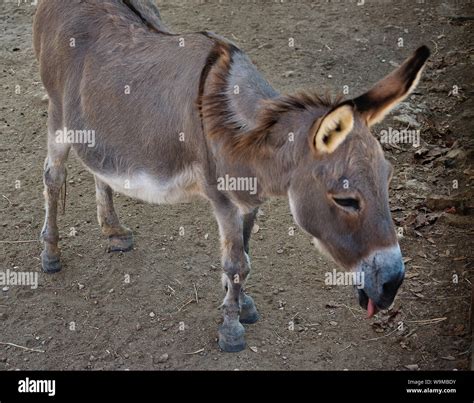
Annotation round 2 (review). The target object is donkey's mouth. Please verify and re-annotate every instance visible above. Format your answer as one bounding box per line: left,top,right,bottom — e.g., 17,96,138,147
357,289,379,318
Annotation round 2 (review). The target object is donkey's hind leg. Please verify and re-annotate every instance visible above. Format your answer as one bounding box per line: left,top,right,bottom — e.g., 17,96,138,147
239,208,260,324
94,176,133,252
40,123,70,273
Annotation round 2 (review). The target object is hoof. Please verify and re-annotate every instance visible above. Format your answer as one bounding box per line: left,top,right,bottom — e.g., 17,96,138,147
240,294,260,324
240,310,260,324
41,251,62,273
218,321,246,353
107,233,133,252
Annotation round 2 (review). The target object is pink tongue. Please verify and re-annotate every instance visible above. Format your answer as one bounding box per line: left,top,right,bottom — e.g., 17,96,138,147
367,298,377,318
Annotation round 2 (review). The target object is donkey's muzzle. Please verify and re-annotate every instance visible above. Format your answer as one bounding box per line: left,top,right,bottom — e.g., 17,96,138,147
356,245,405,312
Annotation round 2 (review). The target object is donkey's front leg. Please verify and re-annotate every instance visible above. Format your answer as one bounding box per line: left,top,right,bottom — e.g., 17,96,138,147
94,176,133,252
212,198,252,352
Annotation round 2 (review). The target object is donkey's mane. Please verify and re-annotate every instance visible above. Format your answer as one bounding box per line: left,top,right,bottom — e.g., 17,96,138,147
199,41,342,160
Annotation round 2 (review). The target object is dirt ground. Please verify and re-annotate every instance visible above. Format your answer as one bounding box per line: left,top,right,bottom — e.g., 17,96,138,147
0,0,472,371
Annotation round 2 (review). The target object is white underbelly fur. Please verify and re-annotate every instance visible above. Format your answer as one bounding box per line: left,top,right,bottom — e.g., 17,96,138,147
93,165,204,204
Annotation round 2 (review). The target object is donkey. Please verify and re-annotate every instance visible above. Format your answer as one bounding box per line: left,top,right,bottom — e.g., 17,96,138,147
33,0,430,352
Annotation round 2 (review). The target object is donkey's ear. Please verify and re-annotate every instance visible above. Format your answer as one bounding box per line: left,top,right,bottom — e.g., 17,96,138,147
311,104,354,154
350,45,430,126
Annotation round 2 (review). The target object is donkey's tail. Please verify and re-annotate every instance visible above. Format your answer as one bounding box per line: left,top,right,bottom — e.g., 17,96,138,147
122,0,173,34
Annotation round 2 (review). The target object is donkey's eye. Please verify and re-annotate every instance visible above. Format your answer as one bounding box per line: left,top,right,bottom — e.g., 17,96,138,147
332,196,360,211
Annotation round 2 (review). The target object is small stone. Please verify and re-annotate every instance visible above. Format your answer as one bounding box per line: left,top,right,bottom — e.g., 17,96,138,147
393,114,421,128
78,283,85,290
149,312,155,318
135,323,141,331
157,353,169,363
329,321,338,326
441,355,455,361
2,287,9,292
249,346,258,353
283,70,295,78
404,364,419,370
276,249,284,254
327,74,333,78
108,288,114,293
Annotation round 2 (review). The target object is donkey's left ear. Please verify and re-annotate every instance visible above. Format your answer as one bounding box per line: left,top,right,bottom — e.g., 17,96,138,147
349,45,430,126
311,104,354,154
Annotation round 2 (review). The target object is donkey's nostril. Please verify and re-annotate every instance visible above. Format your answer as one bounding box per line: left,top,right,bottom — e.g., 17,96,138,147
382,271,404,294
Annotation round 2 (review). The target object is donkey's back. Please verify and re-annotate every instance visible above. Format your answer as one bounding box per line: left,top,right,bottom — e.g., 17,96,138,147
34,0,218,195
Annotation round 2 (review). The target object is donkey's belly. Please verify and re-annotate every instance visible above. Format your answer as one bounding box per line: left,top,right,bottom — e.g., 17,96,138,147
92,165,205,205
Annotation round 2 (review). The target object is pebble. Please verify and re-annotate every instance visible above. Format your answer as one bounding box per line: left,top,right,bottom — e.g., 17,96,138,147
157,353,169,363
330,321,338,326
393,113,421,128
2,287,9,292
149,312,155,318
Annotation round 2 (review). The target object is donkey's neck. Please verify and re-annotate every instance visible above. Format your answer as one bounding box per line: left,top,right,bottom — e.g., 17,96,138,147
203,44,331,206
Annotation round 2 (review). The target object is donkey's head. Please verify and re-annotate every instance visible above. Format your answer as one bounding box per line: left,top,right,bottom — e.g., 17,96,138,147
287,46,430,316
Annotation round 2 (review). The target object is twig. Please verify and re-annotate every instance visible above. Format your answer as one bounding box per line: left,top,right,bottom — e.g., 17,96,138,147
193,282,198,304
0,342,44,353
430,39,439,56
2,195,12,206
337,343,353,353
177,299,195,312
340,303,363,317
0,240,39,244
184,348,204,355
405,317,447,325
363,327,399,342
